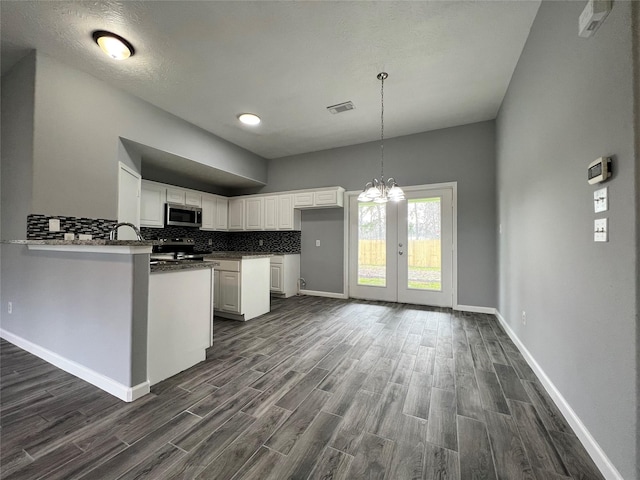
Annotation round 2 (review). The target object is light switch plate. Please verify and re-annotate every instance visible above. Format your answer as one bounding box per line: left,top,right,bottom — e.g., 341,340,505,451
594,218,608,242
594,187,608,213
315,240,321,247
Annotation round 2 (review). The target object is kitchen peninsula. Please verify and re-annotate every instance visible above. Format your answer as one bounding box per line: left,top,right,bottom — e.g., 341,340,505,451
1,240,216,402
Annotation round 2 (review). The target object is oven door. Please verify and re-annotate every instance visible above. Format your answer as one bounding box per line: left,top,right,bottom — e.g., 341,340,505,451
166,203,202,227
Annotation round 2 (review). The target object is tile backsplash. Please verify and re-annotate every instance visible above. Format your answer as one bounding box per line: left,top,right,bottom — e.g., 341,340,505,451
27,214,116,240
140,226,301,254
26,214,301,253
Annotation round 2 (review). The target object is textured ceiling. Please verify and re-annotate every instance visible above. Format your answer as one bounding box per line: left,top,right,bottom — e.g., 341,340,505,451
1,1,540,160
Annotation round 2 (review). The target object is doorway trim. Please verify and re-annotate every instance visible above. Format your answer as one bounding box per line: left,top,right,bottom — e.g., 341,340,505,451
343,181,458,308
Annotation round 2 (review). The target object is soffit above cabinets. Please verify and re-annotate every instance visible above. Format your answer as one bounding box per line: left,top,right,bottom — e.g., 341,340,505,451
1,1,540,159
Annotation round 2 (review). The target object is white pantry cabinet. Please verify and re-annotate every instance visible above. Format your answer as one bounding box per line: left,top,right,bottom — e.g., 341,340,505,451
140,180,166,228
270,254,300,298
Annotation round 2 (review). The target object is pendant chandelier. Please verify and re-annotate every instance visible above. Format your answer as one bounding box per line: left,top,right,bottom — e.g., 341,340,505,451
358,72,405,203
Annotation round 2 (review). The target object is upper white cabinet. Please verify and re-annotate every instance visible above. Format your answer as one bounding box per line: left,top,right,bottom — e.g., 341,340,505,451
228,198,245,230
140,180,166,228
215,198,228,230
201,194,216,231
245,197,264,230
278,194,300,230
201,194,228,232
294,187,344,209
264,196,278,230
166,188,185,205
185,191,202,207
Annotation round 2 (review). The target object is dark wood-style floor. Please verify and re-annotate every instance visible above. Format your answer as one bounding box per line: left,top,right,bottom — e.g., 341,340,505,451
1,296,604,480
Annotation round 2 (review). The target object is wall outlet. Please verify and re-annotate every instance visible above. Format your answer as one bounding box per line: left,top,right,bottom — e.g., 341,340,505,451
208,239,213,246
521,310,526,325
49,219,60,232
259,239,264,246
8,302,12,314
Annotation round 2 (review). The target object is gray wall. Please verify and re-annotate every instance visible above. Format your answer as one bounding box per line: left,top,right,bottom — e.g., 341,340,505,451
264,121,497,307
496,2,637,478
300,209,344,294
0,245,149,387
1,52,35,241
30,52,267,221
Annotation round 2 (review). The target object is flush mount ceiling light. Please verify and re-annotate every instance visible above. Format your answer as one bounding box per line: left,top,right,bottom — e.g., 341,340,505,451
238,113,261,126
92,30,135,60
358,72,405,203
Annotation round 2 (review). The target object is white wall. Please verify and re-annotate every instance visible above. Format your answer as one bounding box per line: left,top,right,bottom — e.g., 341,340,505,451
496,2,638,478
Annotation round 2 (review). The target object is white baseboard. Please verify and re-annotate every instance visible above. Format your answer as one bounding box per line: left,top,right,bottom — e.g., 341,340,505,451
0,329,150,403
299,289,348,300
454,304,496,314
494,311,623,480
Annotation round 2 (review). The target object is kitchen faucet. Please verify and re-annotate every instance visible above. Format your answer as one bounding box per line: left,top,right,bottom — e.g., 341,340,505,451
109,222,145,241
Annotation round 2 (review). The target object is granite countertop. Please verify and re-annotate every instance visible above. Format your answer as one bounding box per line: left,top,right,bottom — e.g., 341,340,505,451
3,239,158,246
203,252,273,260
150,262,215,273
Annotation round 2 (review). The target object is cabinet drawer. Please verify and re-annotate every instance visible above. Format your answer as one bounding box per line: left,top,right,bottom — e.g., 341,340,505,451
270,255,284,264
213,260,240,272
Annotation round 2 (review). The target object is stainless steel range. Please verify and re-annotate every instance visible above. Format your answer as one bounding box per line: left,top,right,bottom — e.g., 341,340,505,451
150,238,205,265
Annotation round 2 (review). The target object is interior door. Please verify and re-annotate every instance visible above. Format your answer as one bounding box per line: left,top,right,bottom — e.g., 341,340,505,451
349,186,454,307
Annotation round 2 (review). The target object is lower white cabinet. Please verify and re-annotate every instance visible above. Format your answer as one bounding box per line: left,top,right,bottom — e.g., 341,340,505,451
148,267,213,385
270,254,300,298
220,270,240,313
208,257,270,321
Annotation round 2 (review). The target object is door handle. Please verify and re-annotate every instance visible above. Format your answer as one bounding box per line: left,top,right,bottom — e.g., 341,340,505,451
399,251,404,255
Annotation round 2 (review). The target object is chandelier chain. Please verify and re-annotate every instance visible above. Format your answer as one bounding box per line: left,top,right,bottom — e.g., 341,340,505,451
380,73,384,181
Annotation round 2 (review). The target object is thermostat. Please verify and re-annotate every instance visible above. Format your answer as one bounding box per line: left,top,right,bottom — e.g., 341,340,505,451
587,156,612,185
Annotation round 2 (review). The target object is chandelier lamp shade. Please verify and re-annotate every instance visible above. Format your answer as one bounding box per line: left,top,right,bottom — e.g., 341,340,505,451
357,72,405,203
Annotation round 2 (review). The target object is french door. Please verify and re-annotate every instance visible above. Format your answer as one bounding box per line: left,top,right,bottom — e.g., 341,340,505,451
348,186,454,307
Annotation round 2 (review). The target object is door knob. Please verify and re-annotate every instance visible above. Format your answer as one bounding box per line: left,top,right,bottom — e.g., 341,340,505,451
399,243,403,247
399,251,404,255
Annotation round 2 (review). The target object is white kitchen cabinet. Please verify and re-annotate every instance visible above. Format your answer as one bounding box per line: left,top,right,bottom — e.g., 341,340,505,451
220,270,240,313
148,267,213,385
293,191,314,208
202,194,228,231
245,197,264,230
228,198,245,230
201,194,216,230
140,180,166,228
215,197,228,230
264,196,278,230
213,269,220,310
166,187,186,205
270,254,300,298
293,187,345,209
278,194,300,230
185,191,202,207
208,256,270,321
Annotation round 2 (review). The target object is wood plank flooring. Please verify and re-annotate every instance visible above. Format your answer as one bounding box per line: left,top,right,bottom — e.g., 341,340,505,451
1,295,605,480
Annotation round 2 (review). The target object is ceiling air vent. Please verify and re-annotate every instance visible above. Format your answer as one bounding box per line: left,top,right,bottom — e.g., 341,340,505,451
327,101,355,114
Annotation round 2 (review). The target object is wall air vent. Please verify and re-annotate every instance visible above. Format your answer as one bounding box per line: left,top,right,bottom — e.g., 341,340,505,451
327,101,355,114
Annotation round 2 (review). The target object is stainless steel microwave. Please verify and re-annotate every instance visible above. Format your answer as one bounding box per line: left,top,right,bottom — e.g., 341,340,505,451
165,203,202,228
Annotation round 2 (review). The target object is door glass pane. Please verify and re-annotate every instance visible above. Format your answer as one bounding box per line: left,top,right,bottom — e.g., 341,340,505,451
358,202,386,287
407,198,441,291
